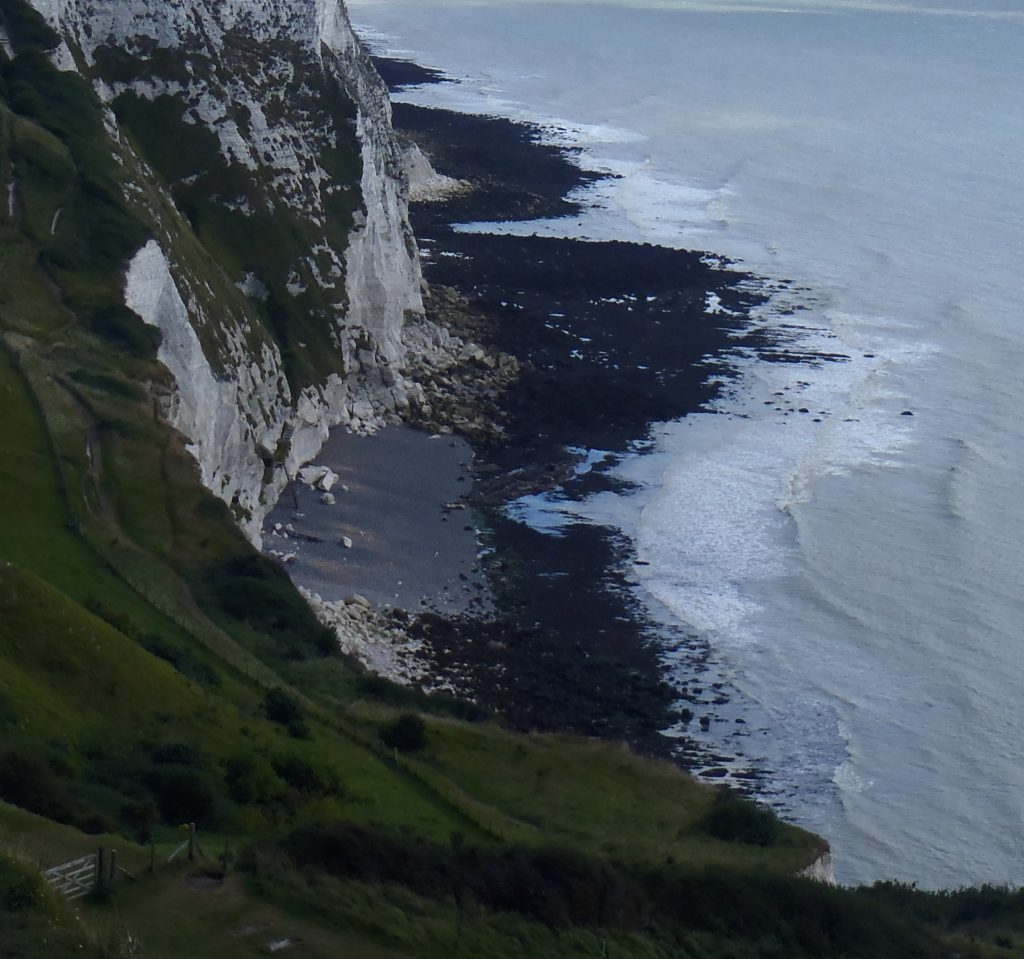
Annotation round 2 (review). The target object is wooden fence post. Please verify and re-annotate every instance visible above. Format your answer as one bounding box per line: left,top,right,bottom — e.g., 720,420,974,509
187,822,196,862
109,849,118,885
149,839,156,875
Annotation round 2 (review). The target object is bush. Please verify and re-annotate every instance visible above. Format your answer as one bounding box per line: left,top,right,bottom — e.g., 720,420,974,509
0,0,60,52
224,753,283,806
380,713,427,753
203,555,336,659
701,790,780,846
0,748,72,820
149,741,206,768
271,754,339,797
89,305,162,359
263,688,303,726
120,798,159,843
148,765,216,825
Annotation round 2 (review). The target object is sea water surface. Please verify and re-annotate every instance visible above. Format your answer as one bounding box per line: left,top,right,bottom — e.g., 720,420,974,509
348,0,1024,888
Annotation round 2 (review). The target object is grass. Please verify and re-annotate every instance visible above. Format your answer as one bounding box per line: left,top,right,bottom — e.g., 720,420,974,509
100,871,415,959
407,717,821,870
7,3,1024,956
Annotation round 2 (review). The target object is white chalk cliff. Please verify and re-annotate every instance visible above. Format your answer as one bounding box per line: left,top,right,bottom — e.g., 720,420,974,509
28,0,464,545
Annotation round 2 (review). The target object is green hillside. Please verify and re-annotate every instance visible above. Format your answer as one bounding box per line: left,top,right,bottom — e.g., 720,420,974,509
2,1,1024,955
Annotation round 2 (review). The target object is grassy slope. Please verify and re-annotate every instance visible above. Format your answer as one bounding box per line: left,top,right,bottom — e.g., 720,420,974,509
1,3,1023,956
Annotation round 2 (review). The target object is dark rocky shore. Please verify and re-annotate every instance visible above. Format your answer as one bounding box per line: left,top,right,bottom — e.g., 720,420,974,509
277,54,786,771
377,59,788,770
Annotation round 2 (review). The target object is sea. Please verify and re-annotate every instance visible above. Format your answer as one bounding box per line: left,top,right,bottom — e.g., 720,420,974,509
347,0,1024,889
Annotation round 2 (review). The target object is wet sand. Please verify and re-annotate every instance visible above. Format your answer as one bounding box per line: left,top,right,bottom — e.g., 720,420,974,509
264,426,490,615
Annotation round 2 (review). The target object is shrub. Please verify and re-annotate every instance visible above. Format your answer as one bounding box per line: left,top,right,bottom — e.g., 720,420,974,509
89,305,162,359
380,713,427,753
224,753,283,806
271,754,339,797
0,748,72,820
263,688,303,726
120,799,159,843
0,0,60,52
148,765,216,825
701,790,780,846
203,555,336,659
149,741,205,768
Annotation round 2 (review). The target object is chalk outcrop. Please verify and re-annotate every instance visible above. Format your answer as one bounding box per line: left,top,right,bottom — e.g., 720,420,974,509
799,851,836,885
29,0,468,546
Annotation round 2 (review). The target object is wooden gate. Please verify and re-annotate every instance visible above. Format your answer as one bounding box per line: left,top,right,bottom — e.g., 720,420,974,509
43,852,99,900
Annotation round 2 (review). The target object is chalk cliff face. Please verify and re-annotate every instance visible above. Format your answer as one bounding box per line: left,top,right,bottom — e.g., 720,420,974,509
27,0,459,544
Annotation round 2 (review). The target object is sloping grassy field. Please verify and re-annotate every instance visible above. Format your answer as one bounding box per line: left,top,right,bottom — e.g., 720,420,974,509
3,1,1024,956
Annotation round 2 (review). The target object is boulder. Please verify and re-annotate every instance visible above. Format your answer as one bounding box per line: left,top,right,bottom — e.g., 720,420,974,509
298,465,329,486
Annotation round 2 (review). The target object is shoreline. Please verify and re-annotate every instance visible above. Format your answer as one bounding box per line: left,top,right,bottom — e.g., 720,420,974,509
273,53,782,773
390,63,782,772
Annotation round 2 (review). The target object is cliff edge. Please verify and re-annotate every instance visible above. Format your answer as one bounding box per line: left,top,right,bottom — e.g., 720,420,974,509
24,0,463,543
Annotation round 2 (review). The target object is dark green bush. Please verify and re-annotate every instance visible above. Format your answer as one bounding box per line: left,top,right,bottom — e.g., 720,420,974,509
271,754,338,797
149,741,205,768
120,798,159,843
148,765,216,825
224,753,282,806
0,747,72,821
112,92,221,184
203,555,336,659
263,688,303,726
88,306,161,359
380,713,427,753
275,824,940,956
3,49,102,142
701,789,780,846
0,0,60,52
2,44,150,304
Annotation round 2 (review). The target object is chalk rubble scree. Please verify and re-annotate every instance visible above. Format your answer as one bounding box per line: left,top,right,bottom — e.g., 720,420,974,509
29,0,482,550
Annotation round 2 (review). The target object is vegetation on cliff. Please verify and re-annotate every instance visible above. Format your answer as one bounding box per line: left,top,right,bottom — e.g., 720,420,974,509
1,1,1023,956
